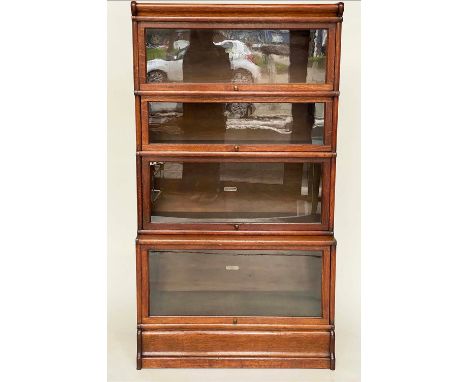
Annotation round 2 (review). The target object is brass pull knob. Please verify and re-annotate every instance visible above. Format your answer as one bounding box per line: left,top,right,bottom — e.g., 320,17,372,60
234,145,239,152
233,318,238,325
234,224,240,230
233,85,239,91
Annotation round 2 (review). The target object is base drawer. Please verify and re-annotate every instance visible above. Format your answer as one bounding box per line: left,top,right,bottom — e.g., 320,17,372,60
141,330,331,358
141,357,332,369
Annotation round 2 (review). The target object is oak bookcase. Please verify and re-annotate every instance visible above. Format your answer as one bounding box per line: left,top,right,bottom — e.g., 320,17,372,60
131,1,343,369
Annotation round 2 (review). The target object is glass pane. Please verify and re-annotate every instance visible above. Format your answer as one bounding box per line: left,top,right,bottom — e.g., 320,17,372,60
149,250,322,316
149,102,324,145
145,29,327,84
150,161,322,223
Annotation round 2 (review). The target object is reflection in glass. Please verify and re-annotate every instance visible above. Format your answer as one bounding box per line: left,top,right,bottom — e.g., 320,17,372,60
146,29,327,84
148,102,324,145
149,250,323,316
150,161,322,223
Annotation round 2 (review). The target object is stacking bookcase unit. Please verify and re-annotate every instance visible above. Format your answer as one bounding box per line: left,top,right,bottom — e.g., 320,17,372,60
131,1,343,369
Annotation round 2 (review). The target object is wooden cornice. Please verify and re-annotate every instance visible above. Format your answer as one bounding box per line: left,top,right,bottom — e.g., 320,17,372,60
131,2,344,22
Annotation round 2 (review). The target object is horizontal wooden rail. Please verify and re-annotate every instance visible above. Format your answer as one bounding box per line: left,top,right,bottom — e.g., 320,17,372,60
135,90,340,98
136,151,337,158
136,234,336,246
132,17,343,24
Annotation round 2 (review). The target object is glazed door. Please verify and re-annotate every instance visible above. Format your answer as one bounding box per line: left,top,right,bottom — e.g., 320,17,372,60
139,244,331,325
138,26,336,89
140,98,334,151
140,156,332,232
149,250,322,316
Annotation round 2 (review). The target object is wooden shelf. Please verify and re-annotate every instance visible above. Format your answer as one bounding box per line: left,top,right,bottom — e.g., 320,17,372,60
150,290,322,317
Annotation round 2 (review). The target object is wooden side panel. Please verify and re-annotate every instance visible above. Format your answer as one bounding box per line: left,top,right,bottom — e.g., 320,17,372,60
330,243,337,325
142,330,330,358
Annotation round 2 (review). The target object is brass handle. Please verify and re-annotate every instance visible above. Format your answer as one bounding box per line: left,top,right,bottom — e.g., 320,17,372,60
233,318,238,325
233,85,239,91
234,145,239,152
234,224,240,230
